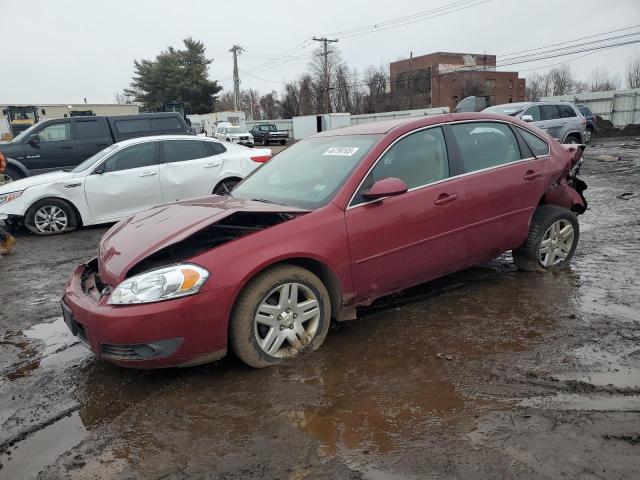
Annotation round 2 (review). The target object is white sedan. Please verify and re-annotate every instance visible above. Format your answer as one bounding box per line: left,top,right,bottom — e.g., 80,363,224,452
214,125,254,147
0,135,271,235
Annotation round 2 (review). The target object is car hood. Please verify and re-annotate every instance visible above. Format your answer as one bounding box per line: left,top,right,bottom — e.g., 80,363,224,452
0,170,76,193
98,196,308,286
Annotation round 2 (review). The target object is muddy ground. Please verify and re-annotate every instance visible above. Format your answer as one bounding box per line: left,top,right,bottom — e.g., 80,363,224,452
0,137,639,479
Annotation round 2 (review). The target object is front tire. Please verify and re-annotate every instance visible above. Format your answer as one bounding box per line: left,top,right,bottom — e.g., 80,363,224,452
25,198,78,235
3,166,22,183
230,265,331,368
513,205,579,271
213,178,240,195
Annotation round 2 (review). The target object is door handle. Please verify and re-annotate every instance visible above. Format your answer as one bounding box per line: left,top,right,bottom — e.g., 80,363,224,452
139,171,157,177
523,170,543,180
204,161,221,168
434,193,459,205
61,146,73,149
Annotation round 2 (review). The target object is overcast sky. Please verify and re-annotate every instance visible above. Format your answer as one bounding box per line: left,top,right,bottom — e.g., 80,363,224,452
1,0,639,104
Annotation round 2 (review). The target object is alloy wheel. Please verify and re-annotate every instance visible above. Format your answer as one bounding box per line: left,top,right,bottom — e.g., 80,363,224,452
538,219,574,267
254,282,320,358
34,205,68,233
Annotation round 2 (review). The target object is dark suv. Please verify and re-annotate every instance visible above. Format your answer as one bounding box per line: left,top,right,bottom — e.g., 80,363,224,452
577,105,596,143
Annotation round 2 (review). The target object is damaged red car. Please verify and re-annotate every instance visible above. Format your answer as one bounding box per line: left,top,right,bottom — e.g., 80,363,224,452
62,113,587,368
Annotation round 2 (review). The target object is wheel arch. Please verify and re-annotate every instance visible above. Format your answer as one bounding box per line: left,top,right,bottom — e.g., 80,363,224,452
213,175,243,193
562,130,583,143
5,158,29,178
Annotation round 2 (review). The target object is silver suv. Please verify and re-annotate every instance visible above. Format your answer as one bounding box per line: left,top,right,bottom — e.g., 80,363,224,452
483,101,587,144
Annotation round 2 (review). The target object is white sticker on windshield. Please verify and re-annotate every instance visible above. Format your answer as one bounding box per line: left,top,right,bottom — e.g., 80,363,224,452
323,147,359,156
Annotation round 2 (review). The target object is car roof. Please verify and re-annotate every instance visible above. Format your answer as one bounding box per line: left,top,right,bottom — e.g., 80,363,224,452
113,135,218,148
311,112,527,137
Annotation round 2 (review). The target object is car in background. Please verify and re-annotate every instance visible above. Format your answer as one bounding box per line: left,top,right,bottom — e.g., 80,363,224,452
577,105,596,142
250,124,289,146
215,125,254,147
0,136,271,235
483,101,587,144
0,113,193,182
60,113,587,369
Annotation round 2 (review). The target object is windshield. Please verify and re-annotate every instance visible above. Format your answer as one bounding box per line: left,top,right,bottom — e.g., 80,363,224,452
228,127,246,134
483,103,528,116
10,124,38,143
232,135,381,209
9,108,36,120
72,144,118,172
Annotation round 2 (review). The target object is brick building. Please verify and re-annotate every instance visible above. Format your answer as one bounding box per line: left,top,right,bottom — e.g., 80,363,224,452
389,52,526,111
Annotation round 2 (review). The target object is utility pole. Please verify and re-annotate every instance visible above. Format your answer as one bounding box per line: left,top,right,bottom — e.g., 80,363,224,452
249,90,254,121
312,37,338,114
409,51,413,110
229,45,244,111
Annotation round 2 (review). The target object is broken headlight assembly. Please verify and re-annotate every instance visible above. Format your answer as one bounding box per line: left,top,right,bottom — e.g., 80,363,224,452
108,264,209,305
0,190,23,205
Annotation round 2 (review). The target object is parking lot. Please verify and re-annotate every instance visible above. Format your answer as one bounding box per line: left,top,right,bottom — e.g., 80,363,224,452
0,136,639,479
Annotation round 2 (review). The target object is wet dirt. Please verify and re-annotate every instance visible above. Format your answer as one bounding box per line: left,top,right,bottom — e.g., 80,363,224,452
0,137,639,479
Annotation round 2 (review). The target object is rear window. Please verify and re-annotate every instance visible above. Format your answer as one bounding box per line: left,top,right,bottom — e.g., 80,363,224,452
150,117,183,131
114,119,151,134
518,128,550,157
450,122,522,173
163,140,212,163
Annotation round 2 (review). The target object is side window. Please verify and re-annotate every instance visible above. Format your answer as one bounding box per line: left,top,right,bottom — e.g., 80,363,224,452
150,117,182,131
450,122,522,173
209,142,227,155
114,119,151,134
559,105,577,118
75,120,103,140
352,127,449,205
523,105,541,122
518,128,550,157
540,105,561,121
102,142,156,173
163,140,212,163
37,123,70,142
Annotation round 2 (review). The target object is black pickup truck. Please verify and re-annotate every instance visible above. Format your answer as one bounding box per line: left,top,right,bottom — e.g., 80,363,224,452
0,112,193,180
249,124,289,146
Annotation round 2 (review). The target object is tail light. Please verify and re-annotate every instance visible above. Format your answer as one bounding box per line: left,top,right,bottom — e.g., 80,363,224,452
581,117,586,124
250,155,271,163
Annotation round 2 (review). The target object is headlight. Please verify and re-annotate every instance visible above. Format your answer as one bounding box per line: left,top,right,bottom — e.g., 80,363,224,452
0,190,23,205
108,264,209,305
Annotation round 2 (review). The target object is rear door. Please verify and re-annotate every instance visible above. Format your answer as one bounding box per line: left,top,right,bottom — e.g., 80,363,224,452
345,126,468,302
538,104,564,141
23,120,74,172
84,141,163,221
73,117,111,165
447,121,548,265
159,139,226,202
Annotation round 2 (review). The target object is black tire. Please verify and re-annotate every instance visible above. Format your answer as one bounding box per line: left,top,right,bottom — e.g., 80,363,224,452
513,205,579,272
263,137,269,146
3,166,23,182
585,127,593,143
25,198,78,235
229,265,331,368
213,178,240,195
279,140,286,146
564,134,581,144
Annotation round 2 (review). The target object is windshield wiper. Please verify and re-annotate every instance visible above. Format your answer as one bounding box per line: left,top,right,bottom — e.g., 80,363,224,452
251,198,278,204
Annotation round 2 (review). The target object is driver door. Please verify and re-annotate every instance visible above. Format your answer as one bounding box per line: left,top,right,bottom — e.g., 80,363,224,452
84,141,163,222
345,126,467,303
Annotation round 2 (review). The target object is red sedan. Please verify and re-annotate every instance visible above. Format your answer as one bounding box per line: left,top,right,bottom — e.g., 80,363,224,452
62,113,587,368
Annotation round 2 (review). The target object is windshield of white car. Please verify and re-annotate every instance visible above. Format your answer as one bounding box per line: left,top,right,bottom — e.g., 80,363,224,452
227,127,246,134
232,135,381,209
11,124,38,143
71,144,119,172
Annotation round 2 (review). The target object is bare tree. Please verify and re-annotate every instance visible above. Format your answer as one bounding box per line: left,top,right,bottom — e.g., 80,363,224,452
259,91,280,119
548,65,577,96
588,66,620,92
215,91,235,111
626,51,640,88
280,81,300,119
525,73,548,101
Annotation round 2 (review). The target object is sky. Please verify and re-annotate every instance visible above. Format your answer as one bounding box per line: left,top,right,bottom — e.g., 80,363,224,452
1,0,639,104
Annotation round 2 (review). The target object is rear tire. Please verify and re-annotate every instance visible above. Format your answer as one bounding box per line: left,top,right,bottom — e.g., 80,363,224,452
213,178,240,195
513,205,579,272
229,265,331,368
585,127,593,143
280,140,286,146
25,198,78,235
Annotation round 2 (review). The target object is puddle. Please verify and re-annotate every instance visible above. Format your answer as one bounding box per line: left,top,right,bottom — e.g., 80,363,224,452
554,369,640,389
0,412,87,479
520,393,640,411
2,318,90,381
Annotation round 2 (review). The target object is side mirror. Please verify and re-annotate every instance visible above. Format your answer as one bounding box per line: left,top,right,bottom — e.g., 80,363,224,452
93,166,105,175
362,177,408,201
521,114,534,122
28,134,40,144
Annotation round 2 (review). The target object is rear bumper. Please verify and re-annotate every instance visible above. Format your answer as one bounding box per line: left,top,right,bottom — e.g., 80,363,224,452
62,262,235,368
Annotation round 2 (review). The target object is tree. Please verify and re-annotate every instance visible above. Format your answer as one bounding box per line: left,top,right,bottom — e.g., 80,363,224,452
113,91,131,104
259,91,280,119
125,37,222,114
548,65,577,96
626,51,640,88
587,67,620,92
